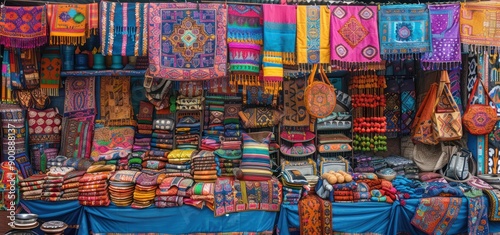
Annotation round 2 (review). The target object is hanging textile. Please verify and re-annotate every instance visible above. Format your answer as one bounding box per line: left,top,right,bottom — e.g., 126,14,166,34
330,5,383,70
400,78,416,135
148,3,227,81
2,49,12,103
0,6,47,48
263,4,296,95
100,2,148,56
298,194,332,235
100,76,135,126
384,79,400,138
378,4,431,60
411,197,462,235
227,5,262,87
47,4,91,45
283,77,310,127
40,46,62,96
460,2,500,51
87,3,99,35
64,77,96,118
59,117,93,159
448,68,463,114
421,4,461,70
296,6,330,71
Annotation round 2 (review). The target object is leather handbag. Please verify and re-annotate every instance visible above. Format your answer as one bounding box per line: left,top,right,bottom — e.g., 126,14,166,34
411,83,439,145
463,76,498,135
432,71,462,141
304,64,336,118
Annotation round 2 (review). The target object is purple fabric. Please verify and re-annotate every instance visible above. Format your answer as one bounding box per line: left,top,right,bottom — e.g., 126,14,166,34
421,4,461,70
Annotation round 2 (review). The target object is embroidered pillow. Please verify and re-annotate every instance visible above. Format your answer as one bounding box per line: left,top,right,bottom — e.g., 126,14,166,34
318,134,352,144
28,108,62,144
280,131,315,143
280,142,316,157
318,143,352,153
238,107,281,129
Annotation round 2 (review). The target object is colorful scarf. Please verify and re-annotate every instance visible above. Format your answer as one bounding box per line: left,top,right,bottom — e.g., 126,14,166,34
421,4,461,70
0,6,47,48
59,117,92,159
64,76,96,117
227,5,262,87
330,5,383,70
263,4,296,95
40,46,61,96
468,196,489,235
298,194,332,234
460,2,500,51
378,4,431,60
47,4,90,45
296,6,330,71
100,2,148,56
411,197,462,234
148,3,227,81
87,3,99,35
2,49,12,102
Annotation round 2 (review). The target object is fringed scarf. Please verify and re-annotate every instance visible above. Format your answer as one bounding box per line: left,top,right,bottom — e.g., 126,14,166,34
460,2,500,52
263,4,296,95
47,4,97,45
2,49,12,103
330,5,384,70
411,197,462,235
296,6,330,71
40,46,61,96
0,6,47,48
379,4,431,60
227,4,262,87
421,4,461,70
100,2,148,56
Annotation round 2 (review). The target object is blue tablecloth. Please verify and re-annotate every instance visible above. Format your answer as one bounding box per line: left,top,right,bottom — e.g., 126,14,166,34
19,200,84,235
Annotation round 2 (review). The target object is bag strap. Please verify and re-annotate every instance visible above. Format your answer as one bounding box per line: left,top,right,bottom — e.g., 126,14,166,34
467,74,493,105
308,64,319,85
319,66,333,86
440,149,476,183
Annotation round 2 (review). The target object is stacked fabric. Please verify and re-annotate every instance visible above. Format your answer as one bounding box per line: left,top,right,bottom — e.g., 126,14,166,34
370,156,388,172
373,180,397,203
384,155,414,175
331,182,358,202
155,176,194,208
187,182,215,210
41,167,74,201
109,170,141,206
47,156,68,169
134,101,154,152
353,154,375,173
403,164,420,180
19,174,46,200
151,118,174,151
392,176,425,200
223,102,243,138
281,169,308,205
175,116,201,149
176,95,203,111
142,150,170,174
61,170,86,201
132,172,163,209
190,150,218,183
214,149,241,177
78,165,116,206
201,96,225,151
168,149,196,166
354,182,371,202
61,158,92,171
423,181,464,198
128,152,144,171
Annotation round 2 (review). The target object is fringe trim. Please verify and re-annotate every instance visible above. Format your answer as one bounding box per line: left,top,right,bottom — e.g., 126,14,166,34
229,73,260,87
114,26,138,38
331,60,386,71
263,51,297,65
421,61,461,71
41,88,59,97
263,80,282,96
463,43,500,54
227,37,263,46
381,53,423,62
0,36,47,49
50,36,87,46
298,63,331,73
283,52,296,65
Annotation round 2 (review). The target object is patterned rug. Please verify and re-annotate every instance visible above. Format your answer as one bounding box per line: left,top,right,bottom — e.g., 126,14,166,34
59,117,93,159
0,6,47,48
283,77,310,127
411,197,462,234
100,2,148,56
148,3,227,81
40,46,62,96
64,76,96,118
400,78,416,135
460,2,500,50
298,194,332,235
47,4,91,45
90,126,134,162
100,76,134,126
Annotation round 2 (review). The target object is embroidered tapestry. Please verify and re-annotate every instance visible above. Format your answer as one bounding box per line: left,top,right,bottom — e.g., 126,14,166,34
0,6,47,48
64,76,96,117
421,4,461,70
411,197,462,234
296,6,330,69
40,46,61,96
100,76,134,126
148,3,227,81
468,196,489,235
484,189,500,221
330,5,382,70
283,77,310,127
90,126,134,162
460,2,500,49
59,117,92,159
299,194,332,235
378,4,431,60
47,4,90,45
100,2,148,56
28,108,62,145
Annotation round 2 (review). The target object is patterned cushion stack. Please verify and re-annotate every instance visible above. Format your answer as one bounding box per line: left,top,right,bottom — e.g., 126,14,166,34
134,101,154,154
155,176,194,208
191,150,218,183
141,150,170,174
128,152,144,171
131,172,162,209
175,116,201,150
78,165,115,206
19,174,46,200
108,170,141,206
61,170,86,201
201,96,225,151
214,149,241,177
151,118,175,152
187,182,215,210
41,167,74,201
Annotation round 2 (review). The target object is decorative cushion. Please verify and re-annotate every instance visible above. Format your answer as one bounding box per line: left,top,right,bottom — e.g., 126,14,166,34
238,108,281,129
280,142,316,157
237,132,273,180
28,108,62,144
280,131,315,143
318,143,352,153
318,133,352,144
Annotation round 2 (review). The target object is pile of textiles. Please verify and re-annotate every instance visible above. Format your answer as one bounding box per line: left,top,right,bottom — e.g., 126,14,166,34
1,105,27,168
187,182,215,210
42,167,74,201
403,164,420,180
214,149,241,177
353,154,375,173
191,150,218,183
155,176,194,207
60,157,92,172
168,149,196,166
142,150,170,174
78,165,115,206
176,95,203,111
222,102,244,140
282,159,319,189
31,147,58,173
370,180,397,203
47,156,68,169
19,174,46,200
151,118,174,151
423,181,464,198
90,127,135,163
109,170,141,206
331,181,358,202
201,96,225,151
132,172,163,208
128,152,144,171
384,155,415,175
175,116,201,149
61,170,86,201
392,176,425,200
281,169,308,205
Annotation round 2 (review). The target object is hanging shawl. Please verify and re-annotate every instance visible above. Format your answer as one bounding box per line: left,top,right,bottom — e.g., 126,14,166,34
378,4,431,60
330,5,383,70
2,49,12,102
421,4,461,70
148,3,227,81
227,4,263,87
47,4,92,45
296,6,330,71
0,6,47,48
40,46,62,96
460,2,500,52
263,4,296,95
87,3,99,35
100,2,148,56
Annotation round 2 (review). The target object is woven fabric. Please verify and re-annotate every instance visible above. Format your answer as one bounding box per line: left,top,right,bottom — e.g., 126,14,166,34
59,117,92,159
485,189,500,221
411,197,462,234
448,68,463,114
379,4,431,60
47,4,89,45
148,3,227,81
28,108,62,145
90,127,134,161
283,77,310,127
100,2,148,56
460,2,500,49
100,76,134,126
330,5,382,69
262,4,296,95
227,5,262,87
239,132,272,180
0,6,47,48
299,194,332,235
40,46,61,96
296,6,330,67
400,78,416,135
421,4,461,70
64,76,96,117
468,196,489,235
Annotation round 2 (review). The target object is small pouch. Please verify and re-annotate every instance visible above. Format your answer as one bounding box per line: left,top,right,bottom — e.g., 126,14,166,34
280,130,315,143
280,142,316,157
318,143,352,153
153,119,175,131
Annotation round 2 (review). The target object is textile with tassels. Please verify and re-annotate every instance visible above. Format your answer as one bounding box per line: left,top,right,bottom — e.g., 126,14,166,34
460,2,500,53
0,6,47,49
296,6,330,72
47,4,89,45
40,46,62,96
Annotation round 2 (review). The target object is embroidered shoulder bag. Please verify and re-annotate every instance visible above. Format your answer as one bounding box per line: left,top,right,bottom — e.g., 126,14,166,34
432,71,463,141
304,64,336,118
411,83,439,145
463,76,498,135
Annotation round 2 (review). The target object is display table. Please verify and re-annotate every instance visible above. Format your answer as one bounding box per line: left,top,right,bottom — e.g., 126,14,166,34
19,200,84,235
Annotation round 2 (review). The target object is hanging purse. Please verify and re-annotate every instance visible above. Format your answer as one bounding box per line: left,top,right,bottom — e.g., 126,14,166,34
304,64,336,118
432,71,463,141
463,76,498,135
411,83,439,145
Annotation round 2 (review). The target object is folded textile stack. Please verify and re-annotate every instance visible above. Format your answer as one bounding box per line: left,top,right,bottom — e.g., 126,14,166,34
371,180,397,203
142,150,170,174
128,152,144,171
109,170,141,206
355,182,371,202
191,150,218,183
41,167,75,201
155,176,194,207
90,127,135,164
201,97,224,151
283,159,319,190
61,158,92,171
151,118,174,151
177,95,203,111
220,138,242,151
61,170,86,201
370,156,388,172
332,181,358,202
132,172,163,209
175,115,201,149
403,164,420,180
47,156,68,169
214,150,241,177
423,181,464,198
281,169,307,205
168,149,196,166
135,101,154,152
392,176,425,200
1,105,26,162
187,182,215,210
78,165,116,206
384,155,414,175
353,154,375,173
19,174,46,200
